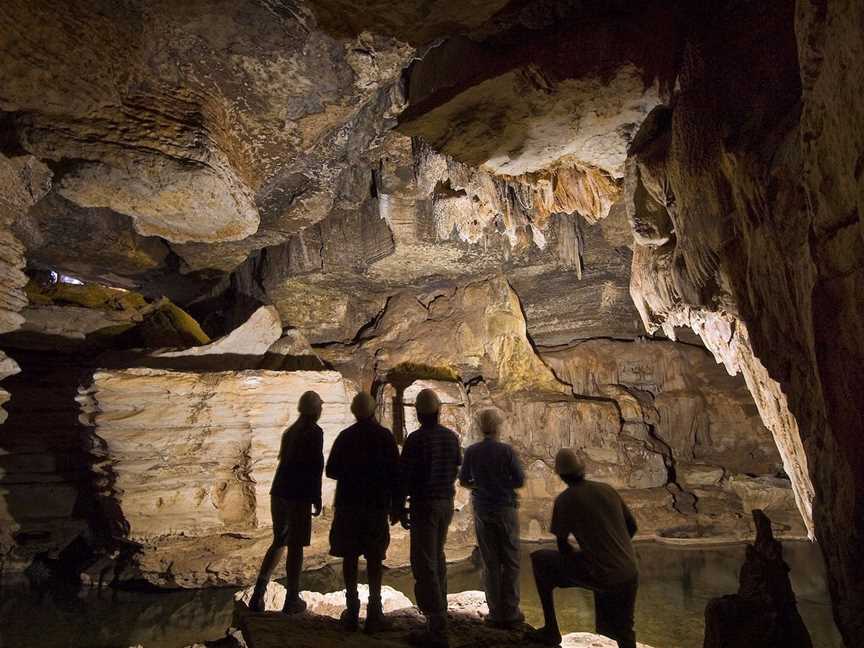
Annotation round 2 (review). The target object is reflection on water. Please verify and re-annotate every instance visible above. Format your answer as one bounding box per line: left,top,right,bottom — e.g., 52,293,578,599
375,541,842,648
0,542,842,648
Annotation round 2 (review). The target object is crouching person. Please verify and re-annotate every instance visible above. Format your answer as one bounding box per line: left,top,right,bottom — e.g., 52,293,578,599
249,391,324,614
326,392,401,634
458,408,525,629
526,449,639,648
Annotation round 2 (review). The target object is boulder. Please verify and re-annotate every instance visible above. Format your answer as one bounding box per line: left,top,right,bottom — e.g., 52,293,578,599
231,586,656,648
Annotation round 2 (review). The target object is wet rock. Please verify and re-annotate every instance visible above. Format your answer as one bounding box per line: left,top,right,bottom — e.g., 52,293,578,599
703,510,812,648
232,587,656,648
236,581,412,618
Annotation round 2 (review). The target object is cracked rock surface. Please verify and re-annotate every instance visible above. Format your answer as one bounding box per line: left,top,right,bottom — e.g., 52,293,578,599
0,2,859,643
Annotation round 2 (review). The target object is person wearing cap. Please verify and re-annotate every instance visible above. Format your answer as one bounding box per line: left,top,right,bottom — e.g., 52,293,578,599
458,408,525,630
399,388,462,648
249,390,325,614
326,392,401,634
525,449,639,648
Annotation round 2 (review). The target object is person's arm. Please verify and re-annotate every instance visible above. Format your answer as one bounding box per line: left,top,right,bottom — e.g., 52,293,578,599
458,447,474,488
550,498,573,554
556,534,574,555
325,432,342,480
399,434,417,501
312,427,324,516
386,431,403,523
508,446,525,489
622,500,638,538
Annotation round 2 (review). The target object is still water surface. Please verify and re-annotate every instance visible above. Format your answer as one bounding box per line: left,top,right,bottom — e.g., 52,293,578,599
0,541,842,648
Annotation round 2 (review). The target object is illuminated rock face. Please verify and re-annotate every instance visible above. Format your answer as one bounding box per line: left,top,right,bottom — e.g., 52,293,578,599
0,1,859,640
76,368,354,587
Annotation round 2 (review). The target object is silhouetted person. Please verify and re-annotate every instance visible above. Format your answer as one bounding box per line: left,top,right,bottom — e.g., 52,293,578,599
458,409,525,629
399,388,462,648
326,392,401,634
249,390,324,614
525,449,639,648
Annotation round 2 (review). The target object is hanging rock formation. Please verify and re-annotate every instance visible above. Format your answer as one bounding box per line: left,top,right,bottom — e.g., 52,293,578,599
0,1,859,643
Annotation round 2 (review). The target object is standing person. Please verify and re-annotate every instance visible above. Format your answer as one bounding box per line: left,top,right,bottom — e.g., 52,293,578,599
249,391,324,614
525,449,639,648
399,388,462,648
326,392,401,634
458,408,525,629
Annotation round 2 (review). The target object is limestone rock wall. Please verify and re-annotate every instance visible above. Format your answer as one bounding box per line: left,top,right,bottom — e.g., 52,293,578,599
76,368,354,587
0,350,95,579
0,153,51,422
622,1,863,640
322,277,804,545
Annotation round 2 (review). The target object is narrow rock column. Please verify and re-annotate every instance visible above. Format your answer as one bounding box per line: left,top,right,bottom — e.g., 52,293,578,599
703,510,812,648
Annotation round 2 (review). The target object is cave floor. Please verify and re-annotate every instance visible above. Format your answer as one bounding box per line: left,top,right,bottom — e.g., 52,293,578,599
237,606,640,648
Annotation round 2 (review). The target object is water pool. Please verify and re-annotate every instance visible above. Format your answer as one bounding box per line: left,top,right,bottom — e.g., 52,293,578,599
0,541,842,648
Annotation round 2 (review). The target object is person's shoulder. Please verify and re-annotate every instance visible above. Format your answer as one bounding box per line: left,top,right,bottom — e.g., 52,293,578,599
438,424,459,442
374,421,396,440
497,439,517,453
585,479,620,499
336,422,358,437
585,479,615,492
553,486,572,505
464,441,482,456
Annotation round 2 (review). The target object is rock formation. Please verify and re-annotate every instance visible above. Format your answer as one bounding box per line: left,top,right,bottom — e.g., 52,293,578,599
0,0,859,643
76,367,355,588
230,584,655,648
703,510,812,648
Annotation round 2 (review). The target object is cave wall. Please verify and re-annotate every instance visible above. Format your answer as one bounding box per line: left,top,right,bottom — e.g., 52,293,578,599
0,1,850,636
76,367,356,587
623,0,862,642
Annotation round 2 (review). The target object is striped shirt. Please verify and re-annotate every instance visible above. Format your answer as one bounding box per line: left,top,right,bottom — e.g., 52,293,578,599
400,424,462,502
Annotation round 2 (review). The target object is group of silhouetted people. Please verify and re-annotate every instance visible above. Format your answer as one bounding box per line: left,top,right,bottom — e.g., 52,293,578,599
248,388,639,648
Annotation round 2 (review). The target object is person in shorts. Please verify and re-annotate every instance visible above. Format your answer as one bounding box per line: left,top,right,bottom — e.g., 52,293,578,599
249,390,324,614
326,392,401,633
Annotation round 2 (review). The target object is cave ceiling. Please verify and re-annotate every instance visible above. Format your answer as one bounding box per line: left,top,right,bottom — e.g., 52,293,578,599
0,0,667,348
2,1,863,642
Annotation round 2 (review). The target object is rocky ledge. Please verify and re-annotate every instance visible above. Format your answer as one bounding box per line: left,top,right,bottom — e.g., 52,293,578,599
187,583,654,648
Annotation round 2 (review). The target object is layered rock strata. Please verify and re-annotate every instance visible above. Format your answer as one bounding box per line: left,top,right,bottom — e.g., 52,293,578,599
0,153,51,422
76,368,355,587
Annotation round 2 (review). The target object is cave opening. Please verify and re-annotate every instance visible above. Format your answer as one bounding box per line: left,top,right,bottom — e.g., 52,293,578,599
0,1,861,648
